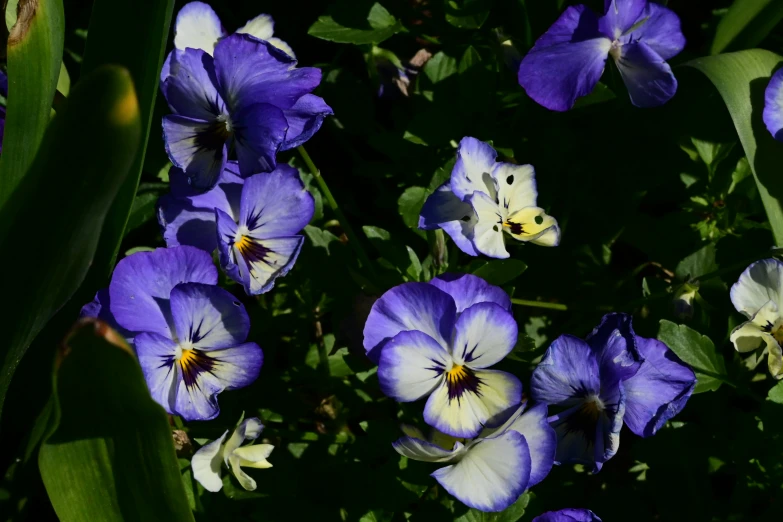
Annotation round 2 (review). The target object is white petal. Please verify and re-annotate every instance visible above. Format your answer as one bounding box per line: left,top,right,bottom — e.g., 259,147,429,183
730,301,780,354
492,163,537,215
730,259,783,318
228,454,257,491
768,343,783,379
232,444,275,469
191,431,228,493
224,417,265,466
452,302,517,368
468,192,509,259
236,13,275,41
267,37,296,59
450,137,498,200
503,403,556,486
174,1,225,54
377,330,450,402
431,430,531,512
529,224,561,247
505,206,560,245
392,435,464,463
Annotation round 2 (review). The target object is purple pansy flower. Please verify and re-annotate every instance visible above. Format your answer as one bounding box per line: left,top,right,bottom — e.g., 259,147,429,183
533,509,602,522
393,403,556,512
518,0,686,111
530,313,695,472
160,23,332,191
763,69,783,141
419,137,560,259
364,273,521,438
81,246,263,421
158,161,314,294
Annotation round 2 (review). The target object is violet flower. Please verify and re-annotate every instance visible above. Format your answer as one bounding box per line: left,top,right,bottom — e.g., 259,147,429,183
533,509,602,522
763,69,783,141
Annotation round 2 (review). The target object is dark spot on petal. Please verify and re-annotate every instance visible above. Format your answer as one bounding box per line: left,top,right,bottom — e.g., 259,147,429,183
506,175,514,185
535,215,544,225
493,225,498,232
461,215,471,222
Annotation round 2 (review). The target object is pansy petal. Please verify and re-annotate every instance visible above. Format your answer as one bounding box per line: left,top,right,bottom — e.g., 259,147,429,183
614,41,677,108
158,195,219,252
207,342,264,390
174,368,225,421
227,454,258,491
518,4,610,112
80,289,135,343
169,283,249,349
431,430,531,512
239,167,315,238
267,37,296,59
453,302,517,368
624,2,685,60
424,369,522,438
768,343,783,378
530,335,601,406
505,206,560,245
429,273,512,313
469,191,509,259
764,69,783,141
173,1,224,53
392,435,463,463
418,182,479,256
236,13,275,41
504,403,556,487
232,444,274,468
730,320,778,354
622,337,696,437
162,48,223,120
135,332,179,414
213,34,321,112
233,102,288,176
363,282,457,363
533,508,603,522
109,246,217,336
378,330,449,402
599,0,647,38
225,417,265,460
492,162,537,215
530,224,561,247
730,259,783,317
162,114,228,192
281,94,333,150
191,431,228,493
450,137,498,200
585,313,642,389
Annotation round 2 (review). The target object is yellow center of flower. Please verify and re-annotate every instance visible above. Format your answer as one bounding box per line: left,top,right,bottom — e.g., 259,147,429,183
177,347,216,388
445,365,481,402
235,235,253,254
773,325,783,346
446,365,468,383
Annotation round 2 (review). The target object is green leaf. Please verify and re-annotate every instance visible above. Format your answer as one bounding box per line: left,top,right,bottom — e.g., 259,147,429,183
675,244,718,281
768,380,783,403
423,51,459,84
0,66,141,415
39,319,194,522
308,2,404,45
657,320,727,393
444,0,493,29
472,259,528,286
78,0,175,285
0,0,65,214
405,246,423,281
685,50,783,246
125,192,159,234
398,186,428,229
711,0,783,54
453,492,529,522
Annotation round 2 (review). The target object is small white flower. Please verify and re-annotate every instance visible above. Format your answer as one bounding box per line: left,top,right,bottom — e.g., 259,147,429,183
192,415,274,492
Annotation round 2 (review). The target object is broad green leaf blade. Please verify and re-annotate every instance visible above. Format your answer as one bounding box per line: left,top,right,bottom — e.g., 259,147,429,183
686,50,783,246
657,320,727,393
769,380,783,403
79,0,175,284
472,259,528,286
308,2,404,45
0,66,141,415
711,0,783,55
39,319,194,522
445,0,493,30
0,0,64,213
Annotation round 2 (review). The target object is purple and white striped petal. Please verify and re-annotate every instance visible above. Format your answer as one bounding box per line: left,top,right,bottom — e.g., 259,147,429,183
428,273,512,314
452,302,518,368
378,330,450,402
450,137,498,200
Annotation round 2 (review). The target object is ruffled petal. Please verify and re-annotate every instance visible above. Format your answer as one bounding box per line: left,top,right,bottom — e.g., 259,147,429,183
530,335,601,407
428,273,512,314
518,5,610,112
424,369,522,438
207,343,264,390
764,69,783,141
169,283,250,349
392,435,464,463
599,0,647,39
238,167,315,238
162,48,224,120
232,102,288,176
613,41,677,108
450,137,498,200
162,114,228,192
108,246,217,337
504,206,560,246
236,13,274,41
452,302,517,368
173,1,225,53
492,163,537,216
173,367,225,421
378,330,450,402
418,182,479,257
280,94,333,150
468,191,509,259
191,431,228,493
504,403,556,487
730,259,783,318
431,431,531,512
585,313,642,390
624,2,685,60
622,337,696,437
363,283,457,363
266,37,296,60
533,508,603,522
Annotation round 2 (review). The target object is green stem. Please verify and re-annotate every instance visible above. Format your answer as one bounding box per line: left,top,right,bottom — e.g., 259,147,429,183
511,299,569,311
297,146,377,282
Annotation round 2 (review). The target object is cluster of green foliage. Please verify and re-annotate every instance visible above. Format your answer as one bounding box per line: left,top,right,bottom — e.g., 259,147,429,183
0,0,782,521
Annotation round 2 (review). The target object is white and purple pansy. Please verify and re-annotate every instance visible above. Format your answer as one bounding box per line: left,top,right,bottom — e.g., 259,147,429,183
518,0,686,111
393,402,556,512
530,313,695,472
80,246,263,421
419,137,560,259
364,273,521,438
532,508,603,522
160,3,332,192
158,161,314,295
764,69,783,141
729,259,783,379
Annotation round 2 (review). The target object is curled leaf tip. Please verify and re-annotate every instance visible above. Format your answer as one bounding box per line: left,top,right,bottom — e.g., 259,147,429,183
9,0,38,46
58,318,134,369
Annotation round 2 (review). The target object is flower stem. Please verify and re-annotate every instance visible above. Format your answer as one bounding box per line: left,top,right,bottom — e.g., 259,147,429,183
297,146,377,282
510,299,569,311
